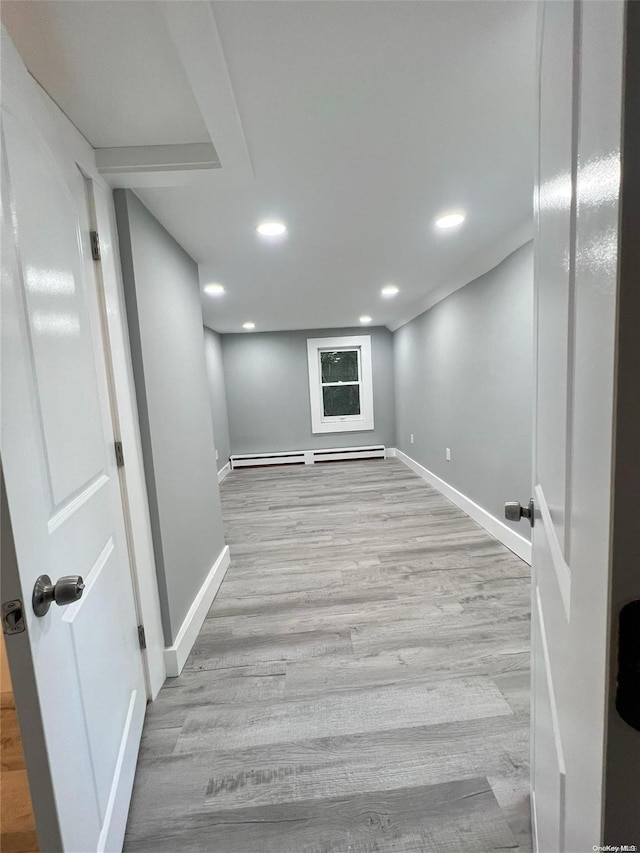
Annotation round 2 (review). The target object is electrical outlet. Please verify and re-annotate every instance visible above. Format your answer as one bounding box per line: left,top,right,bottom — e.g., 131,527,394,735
410,433,414,444
215,449,219,461
446,447,451,461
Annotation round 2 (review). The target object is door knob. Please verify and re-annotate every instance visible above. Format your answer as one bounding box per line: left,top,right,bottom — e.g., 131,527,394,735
505,498,535,527
32,575,85,617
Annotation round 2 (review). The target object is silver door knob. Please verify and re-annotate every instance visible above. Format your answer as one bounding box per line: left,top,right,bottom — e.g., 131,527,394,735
32,574,85,617
505,499,535,527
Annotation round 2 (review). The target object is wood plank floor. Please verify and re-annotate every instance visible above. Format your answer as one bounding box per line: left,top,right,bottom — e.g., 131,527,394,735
1,635,39,853
125,458,532,853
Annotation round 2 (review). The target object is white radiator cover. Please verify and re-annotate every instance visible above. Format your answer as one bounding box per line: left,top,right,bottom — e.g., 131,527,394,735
230,445,386,470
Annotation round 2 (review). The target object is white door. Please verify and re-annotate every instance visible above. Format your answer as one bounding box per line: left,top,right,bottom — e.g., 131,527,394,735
505,2,637,851
1,67,146,853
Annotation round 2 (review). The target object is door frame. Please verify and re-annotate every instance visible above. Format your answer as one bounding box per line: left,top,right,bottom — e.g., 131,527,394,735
82,172,166,700
0,25,167,845
0,25,165,700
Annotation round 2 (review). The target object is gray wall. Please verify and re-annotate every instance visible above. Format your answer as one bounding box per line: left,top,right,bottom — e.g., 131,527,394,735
114,189,226,646
222,326,395,454
394,242,533,535
203,327,231,470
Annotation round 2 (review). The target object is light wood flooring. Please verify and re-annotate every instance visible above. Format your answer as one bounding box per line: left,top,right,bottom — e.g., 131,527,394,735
125,458,532,853
1,634,38,853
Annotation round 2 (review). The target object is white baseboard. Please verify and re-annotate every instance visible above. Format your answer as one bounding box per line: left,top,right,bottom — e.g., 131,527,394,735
163,544,231,677
390,448,532,565
217,462,231,484
385,447,397,458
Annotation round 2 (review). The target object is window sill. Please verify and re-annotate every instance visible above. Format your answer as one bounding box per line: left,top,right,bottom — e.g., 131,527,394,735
313,418,374,434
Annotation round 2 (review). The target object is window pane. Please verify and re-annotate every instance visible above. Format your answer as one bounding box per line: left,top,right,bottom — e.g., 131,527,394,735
321,350,359,383
322,385,361,417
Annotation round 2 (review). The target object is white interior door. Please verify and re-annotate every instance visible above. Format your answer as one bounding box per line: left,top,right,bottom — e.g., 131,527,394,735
1,73,146,852
510,2,631,851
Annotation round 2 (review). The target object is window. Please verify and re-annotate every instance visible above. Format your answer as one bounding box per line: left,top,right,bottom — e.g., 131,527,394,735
307,336,374,433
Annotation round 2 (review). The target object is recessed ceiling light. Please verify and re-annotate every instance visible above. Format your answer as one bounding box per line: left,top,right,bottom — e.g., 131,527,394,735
435,212,465,229
204,283,225,295
256,221,287,237
359,315,372,325
242,321,256,330
381,284,399,298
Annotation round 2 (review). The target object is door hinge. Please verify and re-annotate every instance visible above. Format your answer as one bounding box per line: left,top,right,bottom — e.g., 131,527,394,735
90,230,101,261
114,441,125,468
138,625,147,650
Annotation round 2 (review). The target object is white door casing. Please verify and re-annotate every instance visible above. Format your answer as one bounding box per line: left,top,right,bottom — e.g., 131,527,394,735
87,178,167,701
1,63,146,853
529,2,631,851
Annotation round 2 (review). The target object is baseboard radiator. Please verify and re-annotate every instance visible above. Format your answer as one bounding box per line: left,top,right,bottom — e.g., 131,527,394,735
230,445,386,470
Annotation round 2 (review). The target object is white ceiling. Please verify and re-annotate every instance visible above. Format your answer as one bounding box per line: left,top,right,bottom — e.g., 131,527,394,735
1,0,209,147
2,0,536,333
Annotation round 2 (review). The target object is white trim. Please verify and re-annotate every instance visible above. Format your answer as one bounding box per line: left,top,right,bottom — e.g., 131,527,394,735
233,454,304,468
95,143,220,175
92,179,167,700
161,2,254,180
231,443,383,460
307,336,375,434
163,545,231,677
313,449,383,463
391,448,532,564
535,587,567,851
48,474,110,533
535,588,566,778
231,445,385,469
96,689,145,853
534,483,571,619
217,462,231,484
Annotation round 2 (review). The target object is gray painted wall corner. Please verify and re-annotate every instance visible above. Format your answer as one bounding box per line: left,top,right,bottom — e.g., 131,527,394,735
393,241,534,538
204,327,232,470
114,189,227,645
221,326,395,455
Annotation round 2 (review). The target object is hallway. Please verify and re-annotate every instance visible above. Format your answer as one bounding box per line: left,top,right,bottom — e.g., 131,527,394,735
124,459,531,853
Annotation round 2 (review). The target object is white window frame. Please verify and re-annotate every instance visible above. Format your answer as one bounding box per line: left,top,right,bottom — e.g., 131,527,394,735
307,335,375,434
